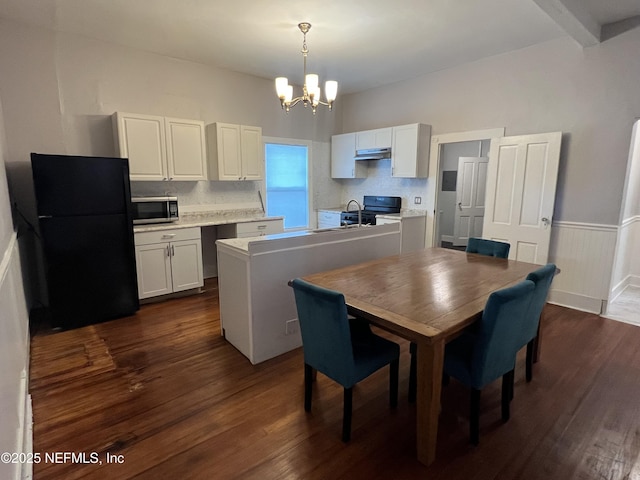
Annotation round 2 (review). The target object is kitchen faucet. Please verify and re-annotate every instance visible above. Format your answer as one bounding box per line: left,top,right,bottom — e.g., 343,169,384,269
345,199,362,227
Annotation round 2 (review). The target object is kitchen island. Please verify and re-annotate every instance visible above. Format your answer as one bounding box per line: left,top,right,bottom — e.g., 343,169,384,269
216,223,402,364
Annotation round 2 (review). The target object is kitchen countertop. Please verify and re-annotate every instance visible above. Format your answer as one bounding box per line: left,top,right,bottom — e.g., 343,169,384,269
316,207,427,219
133,209,284,233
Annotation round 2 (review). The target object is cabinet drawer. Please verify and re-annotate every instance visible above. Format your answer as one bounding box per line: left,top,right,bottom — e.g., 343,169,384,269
235,219,283,236
135,227,201,246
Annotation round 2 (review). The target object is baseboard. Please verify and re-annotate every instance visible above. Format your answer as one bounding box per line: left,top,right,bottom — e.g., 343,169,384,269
20,391,33,480
610,274,640,303
548,289,603,314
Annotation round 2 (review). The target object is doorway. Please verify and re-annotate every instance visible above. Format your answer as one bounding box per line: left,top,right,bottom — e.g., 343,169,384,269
437,141,490,249
605,119,640,325
426,128,505,249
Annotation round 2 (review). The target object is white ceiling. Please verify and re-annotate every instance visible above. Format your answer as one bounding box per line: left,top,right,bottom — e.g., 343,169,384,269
0,0,639,95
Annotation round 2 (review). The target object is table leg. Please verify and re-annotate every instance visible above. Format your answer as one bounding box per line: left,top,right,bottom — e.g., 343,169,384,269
416,338,445,466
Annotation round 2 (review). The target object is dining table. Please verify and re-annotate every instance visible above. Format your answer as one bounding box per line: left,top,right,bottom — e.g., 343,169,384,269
301,247,541,466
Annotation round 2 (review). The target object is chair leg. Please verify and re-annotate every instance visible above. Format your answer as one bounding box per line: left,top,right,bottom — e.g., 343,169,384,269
304,363,313,412
470,389,481,445
408,345,417,403
342,387,353,442
390,359,399,408
526,339,535,382
501,370,513,422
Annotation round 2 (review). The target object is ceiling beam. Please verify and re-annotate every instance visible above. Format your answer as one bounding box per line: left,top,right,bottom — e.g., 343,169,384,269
532,0,600,47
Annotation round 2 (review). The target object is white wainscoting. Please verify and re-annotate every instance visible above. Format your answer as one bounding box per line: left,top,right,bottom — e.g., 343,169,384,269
547,221,618,314
0,233,32,480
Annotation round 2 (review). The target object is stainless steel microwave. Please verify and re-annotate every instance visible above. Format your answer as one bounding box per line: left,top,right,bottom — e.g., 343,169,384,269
131,196,179,224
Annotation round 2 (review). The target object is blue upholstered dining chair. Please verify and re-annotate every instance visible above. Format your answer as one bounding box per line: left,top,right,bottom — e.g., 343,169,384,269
466,237,511,258
443,279,535,445
523,263,556,382
407,238,512,402
290,278,400,442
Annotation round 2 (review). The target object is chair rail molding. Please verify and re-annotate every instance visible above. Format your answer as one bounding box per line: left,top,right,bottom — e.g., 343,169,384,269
548,221,618,314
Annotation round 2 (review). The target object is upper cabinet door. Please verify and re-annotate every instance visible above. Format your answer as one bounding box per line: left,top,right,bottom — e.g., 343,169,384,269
356,127,393,150
206,123,263,181
215,123,243,180
114,112,167,181
240,125,263,180
391,123,431,178
165,118,207,181
331,133,365,178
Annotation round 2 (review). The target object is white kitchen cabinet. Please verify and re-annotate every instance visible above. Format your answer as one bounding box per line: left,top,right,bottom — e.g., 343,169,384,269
317,210,342,228
206,123,263,181
391,123,432,178
376,214,426,253
331,132,365,179
217,218,284,238
113,112,207,181
134,227,203,299
356,127,392,150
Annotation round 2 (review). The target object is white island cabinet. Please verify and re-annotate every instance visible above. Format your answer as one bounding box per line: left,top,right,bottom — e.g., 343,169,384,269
216,223,401,364
134,227,204,299
376,213,427,253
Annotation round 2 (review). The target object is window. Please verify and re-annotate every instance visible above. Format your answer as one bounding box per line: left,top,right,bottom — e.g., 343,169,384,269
264,139,311,230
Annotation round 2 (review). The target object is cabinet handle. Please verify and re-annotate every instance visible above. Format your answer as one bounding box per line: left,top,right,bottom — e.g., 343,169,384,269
166,245,170,257
161,234,176,239
257,225,267,230
171,245,175,256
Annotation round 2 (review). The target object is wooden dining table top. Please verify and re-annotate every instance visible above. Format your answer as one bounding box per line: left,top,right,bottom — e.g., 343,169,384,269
302,247,540,344
301,247,543,466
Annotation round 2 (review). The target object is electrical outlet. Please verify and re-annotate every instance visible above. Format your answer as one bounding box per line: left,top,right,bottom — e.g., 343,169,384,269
285,319,299,335
414,196,422,204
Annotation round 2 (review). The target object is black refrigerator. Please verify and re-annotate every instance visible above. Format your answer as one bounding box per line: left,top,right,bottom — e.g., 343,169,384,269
31,153,139,330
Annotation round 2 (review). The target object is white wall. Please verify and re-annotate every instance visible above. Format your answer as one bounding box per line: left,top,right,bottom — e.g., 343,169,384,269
609,120,640,299
0,20,342,305
0,92,31,480
341,29,640,227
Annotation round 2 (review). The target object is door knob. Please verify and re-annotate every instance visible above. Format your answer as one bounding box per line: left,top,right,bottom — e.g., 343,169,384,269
458,202,462,211
541,217,550,227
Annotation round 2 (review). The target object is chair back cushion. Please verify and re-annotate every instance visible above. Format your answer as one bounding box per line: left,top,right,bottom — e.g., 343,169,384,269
521,263,556,343
471,279,535,388
466,237,511,258
291,278,356,386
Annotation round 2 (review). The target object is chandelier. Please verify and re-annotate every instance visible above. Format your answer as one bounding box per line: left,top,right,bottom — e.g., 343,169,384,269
275,22,338,114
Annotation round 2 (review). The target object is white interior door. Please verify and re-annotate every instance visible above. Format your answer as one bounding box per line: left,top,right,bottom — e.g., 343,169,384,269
453,156,488,246
483,132,562,264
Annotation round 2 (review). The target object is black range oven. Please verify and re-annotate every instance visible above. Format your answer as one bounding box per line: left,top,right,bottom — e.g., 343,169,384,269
340,195,402,225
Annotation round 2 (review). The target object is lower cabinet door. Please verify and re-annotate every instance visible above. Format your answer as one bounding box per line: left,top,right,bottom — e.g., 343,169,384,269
170,239,204,292
135,243,173,299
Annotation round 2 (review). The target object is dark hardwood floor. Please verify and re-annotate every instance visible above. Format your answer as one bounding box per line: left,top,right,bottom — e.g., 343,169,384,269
30,279,640,479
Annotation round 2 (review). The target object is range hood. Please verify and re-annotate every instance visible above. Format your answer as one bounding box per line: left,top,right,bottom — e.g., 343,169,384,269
354,147,392,160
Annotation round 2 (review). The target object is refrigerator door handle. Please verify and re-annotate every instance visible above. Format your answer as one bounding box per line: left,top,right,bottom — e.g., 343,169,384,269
38,215,53,219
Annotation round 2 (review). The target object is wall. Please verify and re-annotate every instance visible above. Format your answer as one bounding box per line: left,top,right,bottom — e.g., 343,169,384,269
609,120,640,300
0,93,32,480
341,29,640,227
0,20,341,305
340,28,640,312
